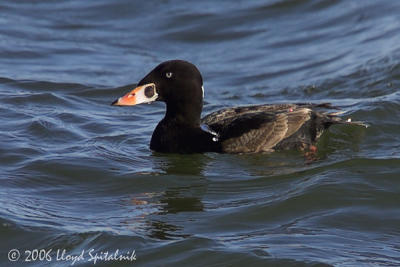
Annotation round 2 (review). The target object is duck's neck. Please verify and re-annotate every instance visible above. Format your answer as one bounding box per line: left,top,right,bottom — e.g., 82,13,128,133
164,101,202,127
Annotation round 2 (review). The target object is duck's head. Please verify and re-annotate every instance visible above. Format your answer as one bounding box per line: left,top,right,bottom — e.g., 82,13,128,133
112,60,204,124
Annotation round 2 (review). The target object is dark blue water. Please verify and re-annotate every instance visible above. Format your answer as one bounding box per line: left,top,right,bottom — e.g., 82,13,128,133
1,0,400,266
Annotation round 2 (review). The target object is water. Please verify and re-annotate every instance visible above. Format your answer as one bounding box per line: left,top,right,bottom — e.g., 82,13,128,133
1,0,400,266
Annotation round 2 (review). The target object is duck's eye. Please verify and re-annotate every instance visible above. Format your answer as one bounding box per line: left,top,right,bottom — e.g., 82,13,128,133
165,72,173,78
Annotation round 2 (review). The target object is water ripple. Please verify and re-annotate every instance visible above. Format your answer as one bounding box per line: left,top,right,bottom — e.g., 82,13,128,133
1,0,400,266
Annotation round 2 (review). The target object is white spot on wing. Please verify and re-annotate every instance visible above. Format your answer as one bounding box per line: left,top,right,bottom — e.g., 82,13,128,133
201,123,219,142
201,85,205,98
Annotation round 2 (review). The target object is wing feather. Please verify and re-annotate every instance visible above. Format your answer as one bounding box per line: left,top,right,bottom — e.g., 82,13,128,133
219,113,289,153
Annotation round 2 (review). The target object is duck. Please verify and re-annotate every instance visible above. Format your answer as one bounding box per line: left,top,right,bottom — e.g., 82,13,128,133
112,60,366,153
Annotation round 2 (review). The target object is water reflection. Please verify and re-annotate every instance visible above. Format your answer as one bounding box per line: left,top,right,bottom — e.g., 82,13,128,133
125,153,209,240
128,185,206,240
153,152,211,175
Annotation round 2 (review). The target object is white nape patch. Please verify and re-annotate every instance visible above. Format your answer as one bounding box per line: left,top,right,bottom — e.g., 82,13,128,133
201,85,205,98
200,124,219,142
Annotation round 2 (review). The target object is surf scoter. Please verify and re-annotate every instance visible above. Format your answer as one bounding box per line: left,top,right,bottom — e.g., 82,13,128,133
112,60,366,153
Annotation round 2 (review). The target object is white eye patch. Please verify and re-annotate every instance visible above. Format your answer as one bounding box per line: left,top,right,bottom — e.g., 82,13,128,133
166,72,173,78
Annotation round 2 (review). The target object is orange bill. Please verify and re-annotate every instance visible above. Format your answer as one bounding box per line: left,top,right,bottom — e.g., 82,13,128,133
112,83,158,106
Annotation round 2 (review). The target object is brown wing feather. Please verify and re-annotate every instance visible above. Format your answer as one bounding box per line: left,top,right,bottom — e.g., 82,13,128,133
221,113,289,153
201,103,298,126
283,108,311,138
201,103,366,153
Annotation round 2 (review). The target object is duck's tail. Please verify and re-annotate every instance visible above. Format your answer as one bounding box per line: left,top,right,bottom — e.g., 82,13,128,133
325,110,369,128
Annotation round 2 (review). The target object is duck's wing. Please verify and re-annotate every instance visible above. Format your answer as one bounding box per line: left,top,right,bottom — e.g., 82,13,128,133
202,103,367,153
213,108,312,153
201,103,338,126
201,103,298,128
